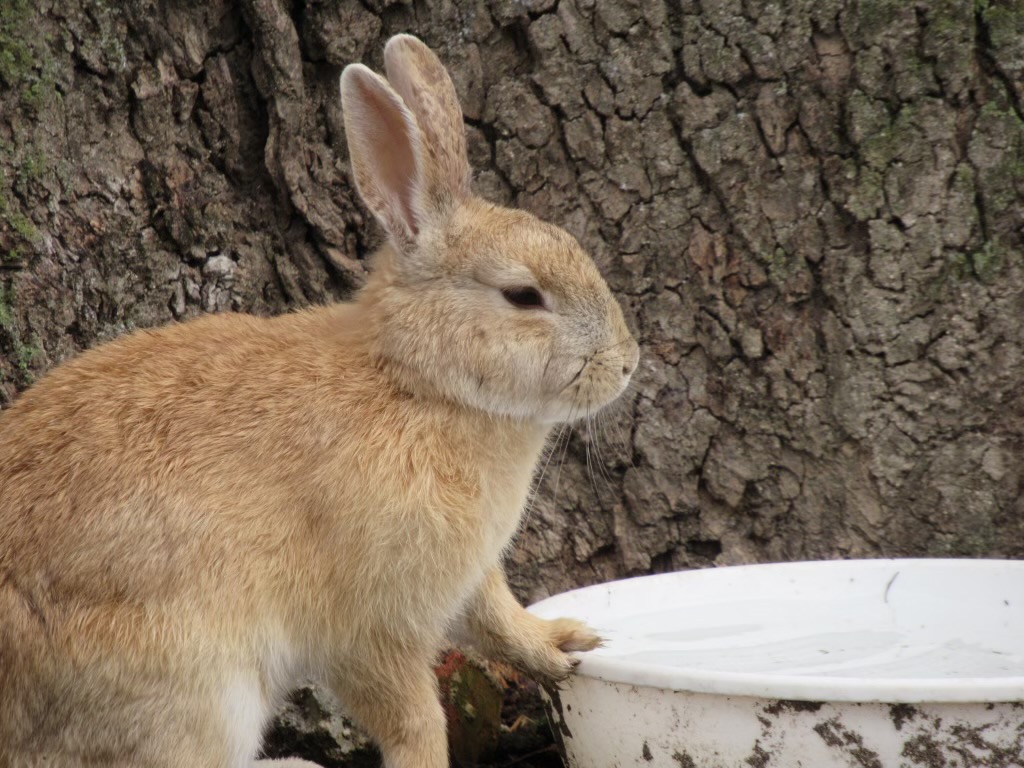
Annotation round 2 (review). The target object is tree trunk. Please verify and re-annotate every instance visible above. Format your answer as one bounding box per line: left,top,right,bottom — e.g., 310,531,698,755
2,0,1023,762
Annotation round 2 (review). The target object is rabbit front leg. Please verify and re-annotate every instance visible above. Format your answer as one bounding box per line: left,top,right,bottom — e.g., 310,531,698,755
330,651,448,768
462,567,601,681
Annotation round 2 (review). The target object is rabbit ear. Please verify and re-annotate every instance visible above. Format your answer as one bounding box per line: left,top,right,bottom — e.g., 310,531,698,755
340,63,423,248
383,35,471,216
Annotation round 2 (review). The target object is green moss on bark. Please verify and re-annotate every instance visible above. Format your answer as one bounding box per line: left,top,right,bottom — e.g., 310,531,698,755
0,0,58,115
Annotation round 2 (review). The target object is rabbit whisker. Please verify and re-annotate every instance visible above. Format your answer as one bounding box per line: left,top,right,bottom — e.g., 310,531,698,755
522,421,568,527
591,408,614,489
550,386,584,513
583,404,595,495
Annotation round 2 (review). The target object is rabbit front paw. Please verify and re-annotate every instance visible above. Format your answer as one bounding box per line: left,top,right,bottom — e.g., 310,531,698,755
548,617,602,653
512,617,602,682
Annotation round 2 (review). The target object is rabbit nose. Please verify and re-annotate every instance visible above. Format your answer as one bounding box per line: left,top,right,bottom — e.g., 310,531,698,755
622,344,639,376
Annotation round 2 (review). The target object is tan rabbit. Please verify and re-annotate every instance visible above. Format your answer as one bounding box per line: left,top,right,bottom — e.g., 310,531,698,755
0,34,639,768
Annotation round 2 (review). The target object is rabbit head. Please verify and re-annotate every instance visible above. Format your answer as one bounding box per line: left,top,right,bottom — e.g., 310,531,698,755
341,35,639,424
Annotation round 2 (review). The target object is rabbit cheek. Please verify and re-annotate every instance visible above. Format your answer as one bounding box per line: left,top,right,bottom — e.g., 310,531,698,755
462,326,551,417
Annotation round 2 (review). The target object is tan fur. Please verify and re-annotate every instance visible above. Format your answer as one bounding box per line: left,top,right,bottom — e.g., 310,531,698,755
0,35,638,768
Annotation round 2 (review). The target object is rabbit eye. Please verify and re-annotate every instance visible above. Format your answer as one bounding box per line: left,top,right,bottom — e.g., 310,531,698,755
502,286,546,310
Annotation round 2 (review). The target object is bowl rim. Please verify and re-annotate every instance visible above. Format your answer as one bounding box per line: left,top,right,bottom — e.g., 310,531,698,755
527,558,1024,703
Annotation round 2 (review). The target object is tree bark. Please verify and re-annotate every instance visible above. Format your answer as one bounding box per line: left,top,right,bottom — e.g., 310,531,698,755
2,0,1023,762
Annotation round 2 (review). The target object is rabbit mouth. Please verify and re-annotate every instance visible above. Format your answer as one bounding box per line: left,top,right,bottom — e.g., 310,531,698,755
564,359,590,389
554,354,635,422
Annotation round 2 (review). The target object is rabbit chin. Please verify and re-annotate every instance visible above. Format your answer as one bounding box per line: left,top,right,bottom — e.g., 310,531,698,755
547,380,634,424
455,374,631,425
535,396,625,425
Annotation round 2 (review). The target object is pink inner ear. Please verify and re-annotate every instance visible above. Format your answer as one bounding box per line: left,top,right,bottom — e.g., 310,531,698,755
384,38,471,209
354,77,420,237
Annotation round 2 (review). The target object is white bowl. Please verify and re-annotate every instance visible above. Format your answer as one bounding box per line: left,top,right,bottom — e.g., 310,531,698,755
528,559,1024,767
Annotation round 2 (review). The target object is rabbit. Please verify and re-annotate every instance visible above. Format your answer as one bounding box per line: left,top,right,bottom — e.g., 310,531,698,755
0,33,639,768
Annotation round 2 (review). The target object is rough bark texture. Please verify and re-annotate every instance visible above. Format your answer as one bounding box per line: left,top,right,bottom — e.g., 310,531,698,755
2,0,1023,763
